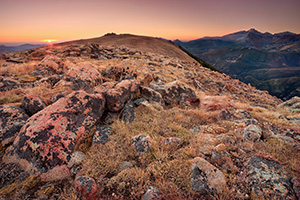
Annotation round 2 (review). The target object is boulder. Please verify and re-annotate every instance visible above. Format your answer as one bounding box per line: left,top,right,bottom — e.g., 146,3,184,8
31,55,66,76
92,125,112,145
121,101,135,123
278,96,300,113
0,105,29,147
75,175,100,200
191,157,226,194
243,124,262,142
0,76,20,91
140,86,164,106
50,93,65,104
21,94,47,116
105,79,139,112
149,81,196,106
200,96,233,112
131,134,151,154
63,64,103,90
3,90,105,174
248,155,296,199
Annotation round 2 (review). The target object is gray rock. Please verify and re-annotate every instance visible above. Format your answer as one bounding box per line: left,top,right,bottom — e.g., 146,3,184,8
142,186,162,200
131,134,151,154
243,124,262,142
92,125,112,145
21,94,47,116
121,101,135,123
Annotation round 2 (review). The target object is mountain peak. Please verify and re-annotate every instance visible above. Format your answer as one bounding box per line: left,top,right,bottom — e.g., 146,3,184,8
248,28,260,33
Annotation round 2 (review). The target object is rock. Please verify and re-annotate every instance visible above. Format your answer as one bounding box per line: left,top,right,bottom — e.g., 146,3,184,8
50,93,65,104
219,109,237,120
0,76,20,91
149,81,196,106
101,66,136,81
64,64,103,90
75,175,100,200
131,134,151,154
243,124,262,142
92,82,115,94
160,137,183,149
37,74,61,86
68,151,86,168
140,73,153,86
142,186,162,200
278,96,300,113
292,177,300,199
3,90,105,174
248,155,296,199
211,144,234,170
105,79,139,112
121,101,135,123
195,134,220,155
100,111,119,125
0,105,29,147
92,125,112,145
200,96,233,112
216,134,237,151
32,55,66,76
40,165,70,182
191,157,226,194
21,94,47,116
140,86,165,106
120,161,133,171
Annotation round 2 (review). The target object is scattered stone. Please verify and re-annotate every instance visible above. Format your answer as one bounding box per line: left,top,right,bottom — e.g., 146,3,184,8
40,165,70,182
0,105,29,147
121,101,135,123
92,125,112,145
142,186,162,200
278,96,300,113
191,157,226,194
248,155,296,199
149,81,196,106
21,94,47,116
75,175,100,200
140,86,165,106
160,137,183,149
200,96,233,112
0,76,20,91
131,134,151,154
120,161,133,171
64,64,103,90
105,79,139,112
216,134,237,151
3,90,105,174
243,124,262,142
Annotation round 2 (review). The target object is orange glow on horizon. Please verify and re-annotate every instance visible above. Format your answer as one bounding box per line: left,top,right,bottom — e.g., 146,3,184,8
42,39,57,43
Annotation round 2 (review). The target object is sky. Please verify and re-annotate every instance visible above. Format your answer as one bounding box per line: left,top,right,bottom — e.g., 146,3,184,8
0,0,300,44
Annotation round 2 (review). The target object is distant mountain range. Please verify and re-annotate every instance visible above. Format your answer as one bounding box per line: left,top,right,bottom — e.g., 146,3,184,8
0,44,45,53
175,29,300,100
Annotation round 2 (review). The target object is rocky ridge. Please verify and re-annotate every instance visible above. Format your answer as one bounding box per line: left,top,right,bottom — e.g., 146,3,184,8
0,39,299,199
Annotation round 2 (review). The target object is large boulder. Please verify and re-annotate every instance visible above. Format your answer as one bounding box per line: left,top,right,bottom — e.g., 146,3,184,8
248,154,296,199
149,81,196,106
21,94,47,116
31,55,66,76
105,79,139,112
0,105,29,147
3,90,105,174
63,64,103,90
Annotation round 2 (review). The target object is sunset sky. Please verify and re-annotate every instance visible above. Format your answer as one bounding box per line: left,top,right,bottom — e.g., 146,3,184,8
1,0,300,44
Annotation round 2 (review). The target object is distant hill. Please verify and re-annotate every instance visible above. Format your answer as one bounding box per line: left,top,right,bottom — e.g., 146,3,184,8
175,29,300,100
0,44,45,53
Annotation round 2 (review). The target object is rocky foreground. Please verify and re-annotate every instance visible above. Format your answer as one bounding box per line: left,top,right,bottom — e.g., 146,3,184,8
0,41,300,199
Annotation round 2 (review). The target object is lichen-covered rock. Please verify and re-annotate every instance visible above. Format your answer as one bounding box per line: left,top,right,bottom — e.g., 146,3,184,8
131,134,151,154
0,76,20,91
160,137,183,150
0,105,29,147
248,155,296,199
50,93,65,104
31,55,66,76
121,101,135,123
243,124,262,142
140,86,164,106
105,79,139,112
92,125,112,145
191,157,226,194
278,96,300,113
21,94,47,116
75,175,100,200
64,64,103,90
200,96,233,112
149,81,196,106
3,90,105,174
142,186,162,200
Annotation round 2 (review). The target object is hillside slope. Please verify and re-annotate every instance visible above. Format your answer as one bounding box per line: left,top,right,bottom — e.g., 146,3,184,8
176,29,300,100
0,36,299,200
